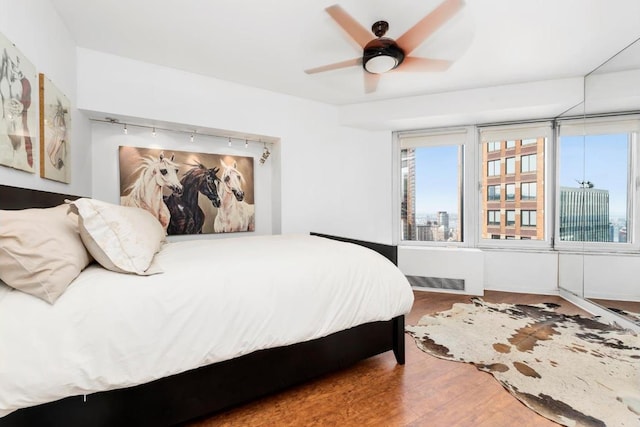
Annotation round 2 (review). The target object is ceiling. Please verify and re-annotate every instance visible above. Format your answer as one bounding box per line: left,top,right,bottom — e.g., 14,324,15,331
50,0,640,106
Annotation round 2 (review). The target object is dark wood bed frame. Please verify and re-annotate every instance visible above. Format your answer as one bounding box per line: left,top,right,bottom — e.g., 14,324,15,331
0,184,405,427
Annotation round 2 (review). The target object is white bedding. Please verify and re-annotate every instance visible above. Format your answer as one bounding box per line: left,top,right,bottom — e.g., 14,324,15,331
0,234,414,418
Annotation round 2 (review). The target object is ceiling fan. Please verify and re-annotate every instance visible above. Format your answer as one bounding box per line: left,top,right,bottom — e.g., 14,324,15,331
305,0,464,93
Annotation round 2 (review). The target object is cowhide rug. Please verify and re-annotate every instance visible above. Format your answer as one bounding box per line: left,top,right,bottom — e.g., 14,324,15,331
406,298,640,427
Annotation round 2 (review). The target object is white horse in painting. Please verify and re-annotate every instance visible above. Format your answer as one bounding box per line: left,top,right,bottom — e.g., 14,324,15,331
214,159,255,233
121,152,183,232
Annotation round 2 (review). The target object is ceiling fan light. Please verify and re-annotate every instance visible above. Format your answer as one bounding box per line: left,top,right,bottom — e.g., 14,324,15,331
363,37,405,74
364,55,398,74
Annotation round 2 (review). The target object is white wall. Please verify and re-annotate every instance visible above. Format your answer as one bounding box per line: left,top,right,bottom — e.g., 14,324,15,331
0,0,92,196
484,250,559,295
399,247,484,295
76,49,393,244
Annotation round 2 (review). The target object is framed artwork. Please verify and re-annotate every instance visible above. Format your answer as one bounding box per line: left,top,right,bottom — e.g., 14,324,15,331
119,146,255,235
39,73,71,183
0,31,38,173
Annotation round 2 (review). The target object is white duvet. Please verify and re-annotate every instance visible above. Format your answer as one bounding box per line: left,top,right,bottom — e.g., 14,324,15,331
0,234,414,418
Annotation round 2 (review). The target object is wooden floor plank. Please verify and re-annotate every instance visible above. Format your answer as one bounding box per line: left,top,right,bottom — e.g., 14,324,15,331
187,290,587,426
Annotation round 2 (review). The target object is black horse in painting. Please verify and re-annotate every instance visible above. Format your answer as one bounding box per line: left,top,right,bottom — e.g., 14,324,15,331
164,162,221,235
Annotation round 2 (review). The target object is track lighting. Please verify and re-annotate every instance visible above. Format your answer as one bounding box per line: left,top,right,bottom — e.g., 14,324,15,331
152,127,156,137
123,124,128,135
228,137,232,147
190,133,194,143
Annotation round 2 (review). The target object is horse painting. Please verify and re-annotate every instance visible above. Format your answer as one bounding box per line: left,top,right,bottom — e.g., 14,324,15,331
120,152,183,232
214,159,255,233
164,162,221,235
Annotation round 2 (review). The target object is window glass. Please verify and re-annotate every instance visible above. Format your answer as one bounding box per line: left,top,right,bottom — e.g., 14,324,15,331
479,128,548,243
487,185,501,201
400,136,464,243
487,141,500,152
558,131,630,243
521,154,537,172
506,157,515,174
505,184,515,201
521,182,537,200
506,140,516,149
488,210,500,225
487,160,500,176
522,210,537,226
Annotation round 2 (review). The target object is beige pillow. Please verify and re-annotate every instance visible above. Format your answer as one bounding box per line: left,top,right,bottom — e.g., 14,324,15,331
0,204,93,303
67,198,165,275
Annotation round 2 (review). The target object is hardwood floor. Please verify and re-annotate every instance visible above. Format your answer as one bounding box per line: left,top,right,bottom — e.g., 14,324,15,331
186,290,589,427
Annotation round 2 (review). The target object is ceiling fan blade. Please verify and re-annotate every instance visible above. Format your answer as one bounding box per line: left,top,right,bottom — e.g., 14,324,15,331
325,4,372,49
304,57,362,74
364,72,380,93
396,0,464,55
395,56,452,72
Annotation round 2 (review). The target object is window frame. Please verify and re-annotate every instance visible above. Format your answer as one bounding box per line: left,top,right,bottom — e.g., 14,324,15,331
393,126,477,248
477,122,554,249
555,115,640,252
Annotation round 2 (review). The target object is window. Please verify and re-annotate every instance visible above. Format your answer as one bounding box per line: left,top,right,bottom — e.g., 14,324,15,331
479,123,550,243
521,154,537,172
505,157,515,174
505,183,515,201
521,210,537,226
521,182,537,200
487,141,500,152
399,130,467,243
488,210,500,225
487,160,500,176
487,185,501,201
557,117,638,245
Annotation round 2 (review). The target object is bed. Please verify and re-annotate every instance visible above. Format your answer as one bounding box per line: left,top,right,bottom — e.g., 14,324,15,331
0,184,413,426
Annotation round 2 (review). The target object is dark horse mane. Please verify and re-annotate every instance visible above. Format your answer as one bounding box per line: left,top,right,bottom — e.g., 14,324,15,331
164,163,220,235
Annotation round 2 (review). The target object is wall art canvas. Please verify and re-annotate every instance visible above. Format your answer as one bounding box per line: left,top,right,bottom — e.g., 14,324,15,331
0,32,38,173
39,73,71,183
119,146,255,235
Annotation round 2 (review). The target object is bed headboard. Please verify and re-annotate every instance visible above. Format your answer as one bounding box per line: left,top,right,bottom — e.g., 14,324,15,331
310,232,398,266
0,184,81,210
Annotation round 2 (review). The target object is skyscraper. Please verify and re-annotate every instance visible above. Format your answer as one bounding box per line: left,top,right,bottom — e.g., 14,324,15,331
559,186,610,242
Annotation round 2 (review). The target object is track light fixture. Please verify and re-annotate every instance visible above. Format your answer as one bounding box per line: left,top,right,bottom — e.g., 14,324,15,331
260,143,271,165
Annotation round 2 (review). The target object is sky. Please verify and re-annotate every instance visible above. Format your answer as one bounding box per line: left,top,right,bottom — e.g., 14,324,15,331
413,133,629,218
414,145,460,215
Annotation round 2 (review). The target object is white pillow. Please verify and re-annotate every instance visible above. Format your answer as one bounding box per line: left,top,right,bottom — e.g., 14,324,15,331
67,198,165,275
0,204,92,303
